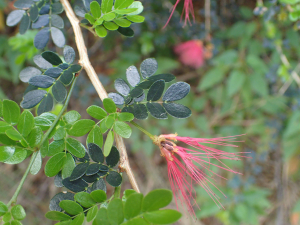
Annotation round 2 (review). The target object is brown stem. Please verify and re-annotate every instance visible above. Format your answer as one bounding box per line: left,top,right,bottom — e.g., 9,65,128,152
60,0,140,193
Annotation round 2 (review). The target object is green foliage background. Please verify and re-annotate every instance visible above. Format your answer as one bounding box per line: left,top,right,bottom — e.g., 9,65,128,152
1,0,300,224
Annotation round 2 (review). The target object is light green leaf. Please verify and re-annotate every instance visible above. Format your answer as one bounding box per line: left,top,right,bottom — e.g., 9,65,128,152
95,25,107,37
93,208,110,225
3,100,20,125
63,111,81,124
11,205,26,221
90,1,101,18
4,148,27,164
0,100,2,117
74,192,96,208
0,146,15,162
44,152,66,177
144,209,182,224
87,125,103,148
107,199,124,225
121,217,149,225
45,211,71,221
114,121,132,138
17,111,34,137
0,201,8,217
6,128,23,141
86,205,98,222
85,13,95,24
128,1,143,15
27,126,43,147
115,8,137,15
90,190,107,203
118,112,134,122
103,98,116,113
124,193,143,219
70,213,84,225
66,137,86,158
103,130,114,157
0,121,11,133
104,21,119,30
40,140,49,158
114,0,134,9
142,189,173,212
48,139,65,156
62,153,76,179
103,12,116,21
59,200,83,215
30,151,42,175
126,15,144,23
86,105,107,120
114,18,131,27
68,119,95,137
101,0,113,14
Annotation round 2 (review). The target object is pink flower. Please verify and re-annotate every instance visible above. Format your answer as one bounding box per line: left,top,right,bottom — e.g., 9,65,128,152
153,134,247,216
174,40,204,69
163,0,195,28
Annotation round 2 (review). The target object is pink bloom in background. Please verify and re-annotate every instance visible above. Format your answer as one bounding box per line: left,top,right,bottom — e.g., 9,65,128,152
153,134,247,216
174,40,205,69
164,0,195,28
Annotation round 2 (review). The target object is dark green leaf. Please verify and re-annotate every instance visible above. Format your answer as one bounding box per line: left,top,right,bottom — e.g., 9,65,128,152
81,174,99,183
63,46,75,64
34,27,50,49
88,143,104,163
124,193,143,219
44,67,63,78
74,192,96,208
133,104,148,120
103,98,116,113
90,190,107,203
37,93,53,115
32,14,49,28
69,64,82,73
106,171,122,187
142,189,173,212
19,13,30,34
29,4,38,21
54,172,64,188
94,208,110,225
42,51,62,66
144,209,182,224
0,201,8,217
87,178,106,193
87,105,107,120
163,103,191,119
108,93,124,105
11,205,26,220
162,82,190,102
39,4,50,14
114,18,131,27
87,126,103,148
140,58,157,79
60,68,74,86
30,151,42,175
129,87,143,98
45,211,71,221
4,148,27,164
101,0,113,13
68,119,95,136
51,27,66,48
33,54,52,69
52,81,67,103
21,90,47,109
0,146,15,162
107,198,124,225
59,200,83,215
62,153,76,179
70,162,89,181
117,27,134,37
29,75,55,88
135,93,145,102
52,3,64,14
95,25,107,37
86,163,100,175
147,80,165,101
3,100,20,125
48,139,64,156
45,152,66,177
103,130,114,157
62,178,88,192
64,111,81,124
51,14,64,29
49,192,75,212
6,10,25,26
114,121,131,138
66,137,86,158
126,65,140,87
86,205,98,222
90,1,101,18
146,103,167,119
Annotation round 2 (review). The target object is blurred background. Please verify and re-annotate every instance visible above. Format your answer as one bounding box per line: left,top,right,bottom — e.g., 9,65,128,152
1,0,300,224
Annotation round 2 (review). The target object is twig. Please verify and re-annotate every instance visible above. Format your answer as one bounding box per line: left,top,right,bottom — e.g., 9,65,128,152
60,0,140,193
205,0,210,35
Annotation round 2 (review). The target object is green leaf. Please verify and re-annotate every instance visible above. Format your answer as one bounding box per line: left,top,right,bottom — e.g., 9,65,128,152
2,212,11,222
227,70,246,97
107,198,124,225
70,213,84,225
88,143,104,163
105,114,115,129
114,0,134,9
90,1,101,18
86,205,98,222
4,148,27,164
87,105,107,120
122,217,149,225
115,8,137,15
40,140,49,157
114,18,131,27
27,126,43,147
118,112,134,122
68,119,95,136
87,126,103,148
45,152,66,177
106,146,120,167
198,67,225,91
250,73,268,97
124,193,143,219
66,137,86,158
95,25,108,37
30,151,42,175
59,200,83,215
53,126,66,141
93,208,110,225
103,12,116,21
0,146,15,162
101,0,113,14
3,100,20,125
85,13,95,24
74,192,96,208
17,111,34,137
144,209,182,224
48,139,65,156
0,201,8,217
11,220,23,225
11,205,26,220
103,130,114,156
63,111,81,124
0,121,11,133
106,171,122,187
126,15,144,23
114,121,132,138
0,100,2,117
90,190,107,203
128,1,143,15
148,80,165,101
142,189,173,212
94,17,104,25
45,211,71,221
103,98,116,113
104,21,119,30
163,103,191,119
62,153,76,179
70,163,89,181
6,128,23,141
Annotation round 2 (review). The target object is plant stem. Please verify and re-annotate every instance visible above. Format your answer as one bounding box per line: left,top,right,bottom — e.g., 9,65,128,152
60,0,140,193
130,121,154,139
7,77,78,207
7,151,38,207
